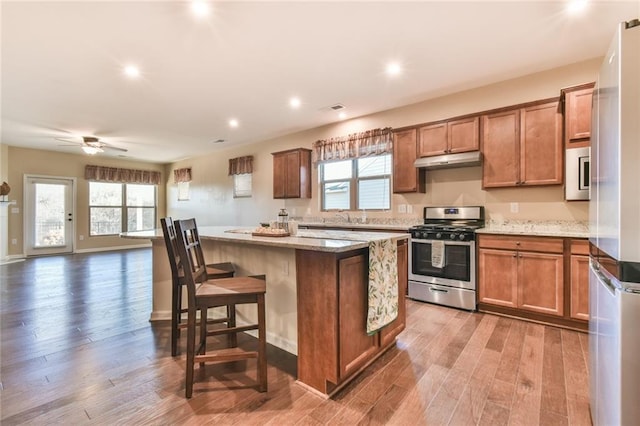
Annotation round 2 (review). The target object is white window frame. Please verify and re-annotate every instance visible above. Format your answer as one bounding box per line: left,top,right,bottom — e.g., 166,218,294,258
233,173,252,198
319,154,391,211
89,182,157,236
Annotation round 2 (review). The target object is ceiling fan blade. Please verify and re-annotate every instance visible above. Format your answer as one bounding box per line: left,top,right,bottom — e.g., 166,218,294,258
55,137,82,143
103,145,128,152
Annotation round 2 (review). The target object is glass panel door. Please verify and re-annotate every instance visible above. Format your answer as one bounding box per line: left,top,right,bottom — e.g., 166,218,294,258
25,176,74,256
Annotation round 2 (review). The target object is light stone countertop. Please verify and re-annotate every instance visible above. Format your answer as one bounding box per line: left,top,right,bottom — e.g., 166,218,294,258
121,226,409,253
476,220,589,238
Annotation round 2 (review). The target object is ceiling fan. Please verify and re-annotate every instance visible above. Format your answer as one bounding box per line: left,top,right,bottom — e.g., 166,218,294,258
56,135,128,155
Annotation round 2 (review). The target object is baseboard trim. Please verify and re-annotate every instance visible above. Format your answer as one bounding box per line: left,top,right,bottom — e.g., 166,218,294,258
75,243,151,254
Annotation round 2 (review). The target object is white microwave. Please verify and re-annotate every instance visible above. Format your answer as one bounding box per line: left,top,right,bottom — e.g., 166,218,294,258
565,147,590,200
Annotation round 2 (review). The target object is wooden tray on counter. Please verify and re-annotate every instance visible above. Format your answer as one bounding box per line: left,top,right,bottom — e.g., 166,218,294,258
251,232,290,237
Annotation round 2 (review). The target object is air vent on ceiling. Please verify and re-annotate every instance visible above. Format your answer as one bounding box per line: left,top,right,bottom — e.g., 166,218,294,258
329,104,346,111
212,139,226,144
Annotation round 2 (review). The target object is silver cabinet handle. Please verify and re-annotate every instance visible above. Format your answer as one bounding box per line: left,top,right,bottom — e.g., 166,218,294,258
429,287,448,293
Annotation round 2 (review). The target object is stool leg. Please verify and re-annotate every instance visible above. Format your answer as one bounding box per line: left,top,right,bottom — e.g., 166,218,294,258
199,307,208,366
185,308,196,398
257,293,267,392
227,305,237,347
170,278,180,357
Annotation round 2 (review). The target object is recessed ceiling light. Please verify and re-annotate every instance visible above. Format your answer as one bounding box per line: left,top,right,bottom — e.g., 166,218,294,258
229,119,239,128
123,65,140,79
338,111,347,120
386,62,402,77
190,1,211,18
567,0,588,14
289,97,301,109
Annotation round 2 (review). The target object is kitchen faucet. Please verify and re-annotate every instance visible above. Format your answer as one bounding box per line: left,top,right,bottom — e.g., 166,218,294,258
335,211,351,223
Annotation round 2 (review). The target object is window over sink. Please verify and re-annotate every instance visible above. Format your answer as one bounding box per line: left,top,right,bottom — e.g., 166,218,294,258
319,154,391,211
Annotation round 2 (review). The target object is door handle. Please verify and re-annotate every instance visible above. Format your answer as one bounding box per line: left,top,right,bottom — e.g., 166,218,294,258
429,287,448,293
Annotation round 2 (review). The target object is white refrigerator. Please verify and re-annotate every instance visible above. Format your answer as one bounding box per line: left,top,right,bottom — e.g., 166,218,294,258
589,18,640,426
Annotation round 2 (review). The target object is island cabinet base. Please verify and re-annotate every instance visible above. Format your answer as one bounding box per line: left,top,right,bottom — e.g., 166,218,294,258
295,240,408,396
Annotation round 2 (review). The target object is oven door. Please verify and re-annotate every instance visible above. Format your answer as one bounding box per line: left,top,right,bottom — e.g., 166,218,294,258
409,238,475,290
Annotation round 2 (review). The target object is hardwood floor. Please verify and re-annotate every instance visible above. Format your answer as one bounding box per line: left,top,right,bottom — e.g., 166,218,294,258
0,249,592,425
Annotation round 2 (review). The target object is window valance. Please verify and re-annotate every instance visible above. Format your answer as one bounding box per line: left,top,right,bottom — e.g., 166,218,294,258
173,167,192,183
312,127,393,164
85,165,162,185
228,155,254,175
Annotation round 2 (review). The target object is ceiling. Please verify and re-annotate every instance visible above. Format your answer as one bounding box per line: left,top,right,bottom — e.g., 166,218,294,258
2,1,638,164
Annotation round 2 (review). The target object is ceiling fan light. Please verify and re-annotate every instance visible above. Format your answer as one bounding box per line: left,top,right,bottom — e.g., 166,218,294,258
82,146,103,155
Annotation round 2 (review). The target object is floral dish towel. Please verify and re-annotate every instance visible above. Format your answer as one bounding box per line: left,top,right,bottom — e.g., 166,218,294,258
367,238,398,334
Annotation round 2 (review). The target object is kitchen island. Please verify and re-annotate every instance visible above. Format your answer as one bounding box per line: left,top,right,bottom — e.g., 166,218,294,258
121,226,409,396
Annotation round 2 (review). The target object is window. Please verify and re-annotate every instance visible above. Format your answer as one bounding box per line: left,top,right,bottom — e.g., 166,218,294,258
89,182,156,236
233,173,252,198
319,154,391,211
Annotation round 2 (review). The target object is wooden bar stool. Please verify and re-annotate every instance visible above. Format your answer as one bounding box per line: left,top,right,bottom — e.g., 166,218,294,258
174,218,267,398
160,217,235,356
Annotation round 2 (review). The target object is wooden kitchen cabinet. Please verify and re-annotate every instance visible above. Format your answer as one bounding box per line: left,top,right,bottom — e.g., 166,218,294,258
272,148,311,199
482,100,563,188
570,239,590,321
478,235,564,317
296,239,407,395
338,254,379,379
417,116,479,157
562,83,595,149
392,128,425,193
481,109,520,187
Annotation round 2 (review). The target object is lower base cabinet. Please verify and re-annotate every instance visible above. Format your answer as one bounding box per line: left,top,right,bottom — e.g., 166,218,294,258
478,235,564,316
570,239,590,321
478,234,588,330
296,239,407,395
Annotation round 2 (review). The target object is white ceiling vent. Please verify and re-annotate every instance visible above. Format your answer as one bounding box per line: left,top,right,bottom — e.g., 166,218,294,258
211,139,226,144
329,103,345,111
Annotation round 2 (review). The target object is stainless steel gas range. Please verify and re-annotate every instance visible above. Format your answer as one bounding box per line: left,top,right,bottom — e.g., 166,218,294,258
408,206,485,311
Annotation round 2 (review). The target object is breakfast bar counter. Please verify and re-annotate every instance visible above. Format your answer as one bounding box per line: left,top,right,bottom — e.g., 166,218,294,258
122,226,409,396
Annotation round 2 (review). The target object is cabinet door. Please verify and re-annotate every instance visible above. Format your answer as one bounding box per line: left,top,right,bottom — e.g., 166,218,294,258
339,254,378,379
379,240,408,348
520,101,563,186
570,254,590,321
393,129,424,193
478,248,518,308
418,123,447,157
518,251,564,316
565,87,593,148
273,153,287,198
448,116,479,154
481,109,520,188
285,151,301,198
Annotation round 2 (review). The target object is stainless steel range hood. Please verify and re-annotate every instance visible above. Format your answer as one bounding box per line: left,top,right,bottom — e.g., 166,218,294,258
414,151,482,170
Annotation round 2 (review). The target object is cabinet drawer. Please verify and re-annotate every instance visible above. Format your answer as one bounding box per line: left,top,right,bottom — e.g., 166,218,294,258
571,239,589,256
478,234,563,253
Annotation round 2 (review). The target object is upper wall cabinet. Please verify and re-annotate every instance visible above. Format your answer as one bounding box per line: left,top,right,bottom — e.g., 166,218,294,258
392,128,425,193
418,116,479,157
482,100,563,188
562,83,595,149
272,148,312,199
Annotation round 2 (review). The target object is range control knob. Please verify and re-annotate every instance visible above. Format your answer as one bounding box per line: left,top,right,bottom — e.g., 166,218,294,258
450,233,457,240
436,232,442,239
459,234,466,241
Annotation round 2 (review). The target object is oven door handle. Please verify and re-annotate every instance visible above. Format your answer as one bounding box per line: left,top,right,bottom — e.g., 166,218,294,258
429,287,449,293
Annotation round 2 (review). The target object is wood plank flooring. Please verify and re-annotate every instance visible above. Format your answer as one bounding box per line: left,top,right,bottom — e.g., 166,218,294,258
0,249,592,425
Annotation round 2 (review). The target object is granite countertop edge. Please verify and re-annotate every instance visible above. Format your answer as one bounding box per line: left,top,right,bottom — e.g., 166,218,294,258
121,226,409,253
